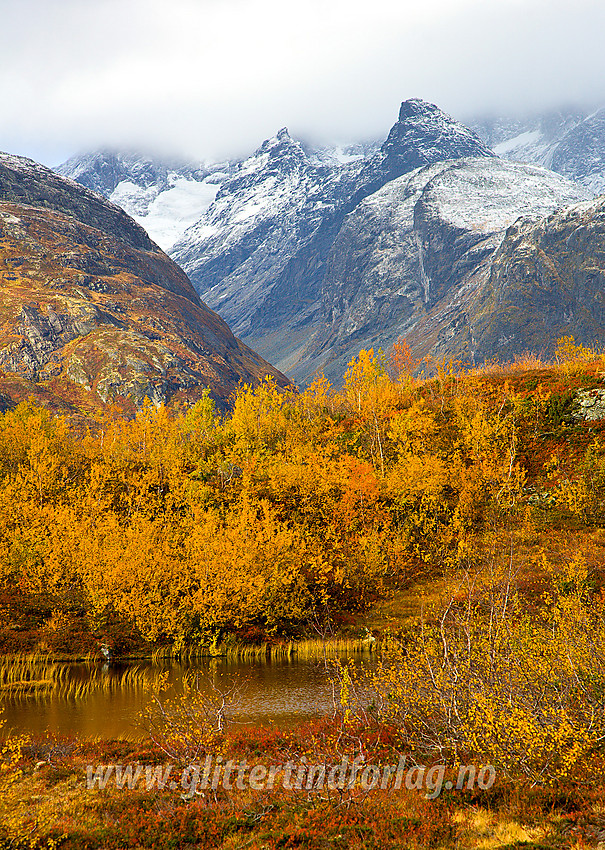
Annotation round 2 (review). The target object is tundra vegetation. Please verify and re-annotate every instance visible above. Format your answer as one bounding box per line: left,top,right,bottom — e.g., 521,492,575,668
2,336,605,847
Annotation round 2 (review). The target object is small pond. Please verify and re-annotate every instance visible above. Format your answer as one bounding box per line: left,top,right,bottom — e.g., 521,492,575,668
1,653,374,738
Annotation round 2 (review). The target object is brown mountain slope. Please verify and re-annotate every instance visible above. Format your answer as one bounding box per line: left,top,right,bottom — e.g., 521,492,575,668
0,152,289,417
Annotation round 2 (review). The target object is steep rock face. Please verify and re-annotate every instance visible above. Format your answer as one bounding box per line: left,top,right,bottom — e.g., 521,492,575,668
305,164,451,380
470,108,586,170
307,158,588,380
171,128,339,342
550,109,605,195
172,100,495,376
56,149,231,251
0,152,289,416
461,196,605,362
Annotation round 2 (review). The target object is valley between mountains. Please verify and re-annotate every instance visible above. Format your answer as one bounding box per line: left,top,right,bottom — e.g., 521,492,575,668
58,98,605,388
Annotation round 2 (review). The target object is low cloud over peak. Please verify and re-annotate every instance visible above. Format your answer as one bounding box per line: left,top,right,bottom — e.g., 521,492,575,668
1,0,604,165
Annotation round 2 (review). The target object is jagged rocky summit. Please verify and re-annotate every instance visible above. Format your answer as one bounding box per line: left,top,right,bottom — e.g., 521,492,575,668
170,99,593,381
0,151,290,417
171,99,495,379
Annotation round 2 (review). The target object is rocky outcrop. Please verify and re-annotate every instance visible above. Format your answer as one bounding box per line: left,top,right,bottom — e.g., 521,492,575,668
0,152,289,415
455,195,605,364
574,388,605,421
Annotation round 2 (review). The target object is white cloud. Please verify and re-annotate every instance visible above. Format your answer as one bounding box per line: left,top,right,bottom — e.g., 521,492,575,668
0,0,604,165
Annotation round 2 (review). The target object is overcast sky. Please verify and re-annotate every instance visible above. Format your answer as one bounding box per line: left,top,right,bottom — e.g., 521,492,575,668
1,0,604,167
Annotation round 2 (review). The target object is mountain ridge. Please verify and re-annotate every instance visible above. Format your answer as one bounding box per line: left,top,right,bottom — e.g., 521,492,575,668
0,151,290,417
170,99,495,379
470,106,605,195
54,98,605,385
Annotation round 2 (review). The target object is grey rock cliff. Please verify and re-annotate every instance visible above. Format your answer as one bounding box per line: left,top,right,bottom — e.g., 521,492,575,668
307,158,588,380
550,109,605,195
459,195,605,364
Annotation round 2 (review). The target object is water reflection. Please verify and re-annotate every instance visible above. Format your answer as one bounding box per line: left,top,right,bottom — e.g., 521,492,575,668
0,654,372,739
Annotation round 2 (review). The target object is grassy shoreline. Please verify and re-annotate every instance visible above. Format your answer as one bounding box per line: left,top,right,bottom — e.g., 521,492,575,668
0,637,377,709
0,633,378,666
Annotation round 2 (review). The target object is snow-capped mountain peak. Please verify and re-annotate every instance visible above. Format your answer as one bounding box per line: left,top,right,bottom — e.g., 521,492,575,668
169,99,497,364
380,97,495,173
237,126,310,180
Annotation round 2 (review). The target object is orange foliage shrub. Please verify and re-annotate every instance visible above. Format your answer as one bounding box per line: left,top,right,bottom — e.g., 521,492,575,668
0,342,594,653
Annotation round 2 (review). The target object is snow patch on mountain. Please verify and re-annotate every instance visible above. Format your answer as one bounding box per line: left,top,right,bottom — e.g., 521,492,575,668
311,156,590,382
430,159,587,232
470,107,605,197
55,149,232,251
171,126,342,334
494,130,542,157
111,175,221,250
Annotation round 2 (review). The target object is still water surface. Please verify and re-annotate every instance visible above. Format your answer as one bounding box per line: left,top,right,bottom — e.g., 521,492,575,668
1,655,372,738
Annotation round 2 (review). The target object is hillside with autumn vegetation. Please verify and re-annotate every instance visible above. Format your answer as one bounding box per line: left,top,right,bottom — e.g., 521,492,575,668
1,337,604,655
0,152,290,419
3,339,605,847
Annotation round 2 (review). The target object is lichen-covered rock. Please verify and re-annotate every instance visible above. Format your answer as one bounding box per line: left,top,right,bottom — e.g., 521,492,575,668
573,388,605,421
